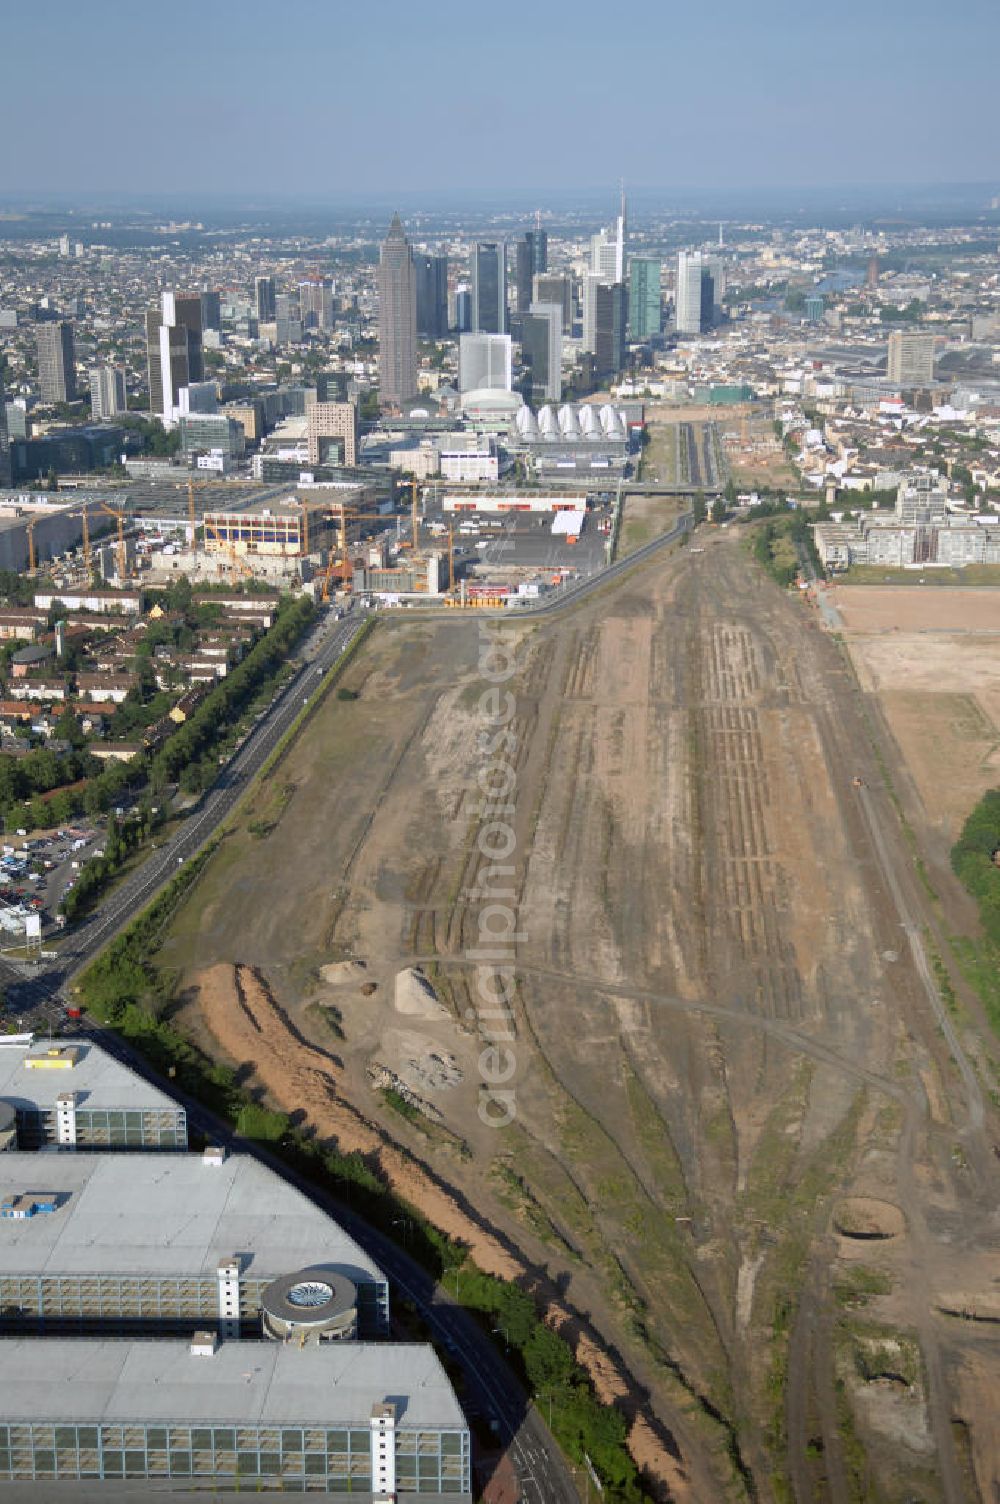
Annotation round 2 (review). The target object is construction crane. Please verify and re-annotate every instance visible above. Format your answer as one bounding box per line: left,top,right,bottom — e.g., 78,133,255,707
398,479,421,551
202,517,254,580
96,502,129,582
25,519,36,573
319,504,400,602
186,476,266,548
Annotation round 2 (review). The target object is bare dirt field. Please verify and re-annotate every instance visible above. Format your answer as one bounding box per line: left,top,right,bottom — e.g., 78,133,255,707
834,586,1000,840
158,540,1000,1503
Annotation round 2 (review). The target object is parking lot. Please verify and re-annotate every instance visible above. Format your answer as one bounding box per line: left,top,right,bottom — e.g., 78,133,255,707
422,503,612,590
0,825,101,946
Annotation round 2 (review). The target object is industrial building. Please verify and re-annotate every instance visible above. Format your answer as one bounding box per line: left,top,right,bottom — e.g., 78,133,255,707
0,1148,390,1338
0,1038,187,1151
0,1337,471,1496
442,491,586,514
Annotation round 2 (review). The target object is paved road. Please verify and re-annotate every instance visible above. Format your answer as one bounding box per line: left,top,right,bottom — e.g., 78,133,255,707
0,525,699,1497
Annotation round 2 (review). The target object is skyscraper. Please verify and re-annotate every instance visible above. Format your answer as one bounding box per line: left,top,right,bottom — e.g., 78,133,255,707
629,258,662,339
458,334,512,394
591,189,627,286
593,283,627,381
521,303,562,401
534,273,572,331
146,292,204,423
299,279,334,331
675,252,722,335
89,365,127,420
0,367,10,487
200,290,221,332
514,239,533,316
377,214,418,407
887,330,935,386
414,254,448,339
35,322,76,404
471,243,507,334
255,275,276,323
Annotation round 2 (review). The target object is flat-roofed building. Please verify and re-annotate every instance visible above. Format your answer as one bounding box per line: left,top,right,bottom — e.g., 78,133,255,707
203,497,338,558
306,401,358,466
0,1149,389,1337
0,1038,187,1151
0,1338,471,1496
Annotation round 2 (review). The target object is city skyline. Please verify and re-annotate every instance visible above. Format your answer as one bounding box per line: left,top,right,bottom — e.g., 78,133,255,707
3,0,997,199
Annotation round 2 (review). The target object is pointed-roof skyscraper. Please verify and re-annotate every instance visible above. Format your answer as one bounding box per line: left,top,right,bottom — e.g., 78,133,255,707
377,213,418,408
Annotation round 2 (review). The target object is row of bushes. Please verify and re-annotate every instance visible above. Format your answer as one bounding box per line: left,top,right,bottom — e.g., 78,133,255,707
78,880,652,1500
951,789,1000,947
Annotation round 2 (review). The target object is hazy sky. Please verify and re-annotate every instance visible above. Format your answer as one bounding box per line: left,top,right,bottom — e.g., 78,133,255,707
4,0,998,201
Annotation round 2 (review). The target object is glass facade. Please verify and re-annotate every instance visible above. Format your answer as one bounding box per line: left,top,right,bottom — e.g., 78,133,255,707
0,1273,388,1338
0,1421,470,1494
15,1105,187,1150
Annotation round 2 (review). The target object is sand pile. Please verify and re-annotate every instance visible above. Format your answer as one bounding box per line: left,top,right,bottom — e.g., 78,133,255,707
395,967,449,1020
320,959,368,986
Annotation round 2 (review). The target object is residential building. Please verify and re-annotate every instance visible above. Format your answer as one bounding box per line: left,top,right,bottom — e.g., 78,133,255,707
35,322,76,403
306,400,358,466
459,333,512,394
414,253,449,338
254,274,276,323
471,242,507,334
521,302,563,401
628,258,661,339
88,365,126,421
377,214,418,406
887,330,935,386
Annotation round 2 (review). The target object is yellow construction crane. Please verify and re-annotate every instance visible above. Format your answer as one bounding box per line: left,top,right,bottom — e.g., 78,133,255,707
399,480,421,551
185,476,264,547
25,519,36,573
96,502,128,582
448,522,455,593
319,504,400,601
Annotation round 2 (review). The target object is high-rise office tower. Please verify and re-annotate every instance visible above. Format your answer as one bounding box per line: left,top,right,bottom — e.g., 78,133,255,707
146,291,204,423
582,272,603,354
200,290,221,332
299,279,334,331
458,333,512,393
628,258,661,339
454,287,471,333
593,283,627,380
520,303,562,401
887,330,935,386
377,214,418,407
471,243,507,334
591,189,627,286
0,368,10,487
514,240,532,315
414,254,448,339
526,227,547,276
676,251,722,335
89,365,127,420
255,275,276,323
534,273,572,331
35,322,77,404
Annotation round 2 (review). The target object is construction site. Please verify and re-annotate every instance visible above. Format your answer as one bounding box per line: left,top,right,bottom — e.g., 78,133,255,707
150,529,1000,1503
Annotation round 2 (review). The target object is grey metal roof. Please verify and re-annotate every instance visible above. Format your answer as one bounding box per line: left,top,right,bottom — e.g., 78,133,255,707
0,1338,465,1429
0,1151,385,1285
0,1037,181,1115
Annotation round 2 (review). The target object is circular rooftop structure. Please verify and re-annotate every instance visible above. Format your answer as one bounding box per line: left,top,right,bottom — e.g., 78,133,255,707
261,1266,358,1342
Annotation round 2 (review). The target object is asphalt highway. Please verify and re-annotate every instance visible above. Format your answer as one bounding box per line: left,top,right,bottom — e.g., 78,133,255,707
0,524,695,1498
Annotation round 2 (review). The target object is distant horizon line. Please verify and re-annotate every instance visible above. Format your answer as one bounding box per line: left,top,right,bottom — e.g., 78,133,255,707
0,178,998,212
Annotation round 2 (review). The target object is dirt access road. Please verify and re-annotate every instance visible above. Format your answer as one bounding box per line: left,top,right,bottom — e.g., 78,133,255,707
161,535,1000,1503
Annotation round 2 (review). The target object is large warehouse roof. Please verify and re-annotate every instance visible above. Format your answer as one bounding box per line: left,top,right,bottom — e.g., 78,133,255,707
0,1151,384,1285
0,1037,179,1114
0,1338,464,1429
